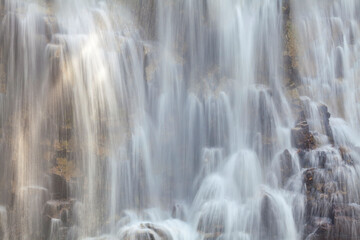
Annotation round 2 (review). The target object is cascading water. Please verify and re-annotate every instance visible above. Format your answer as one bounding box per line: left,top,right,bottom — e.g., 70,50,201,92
0,0,360,239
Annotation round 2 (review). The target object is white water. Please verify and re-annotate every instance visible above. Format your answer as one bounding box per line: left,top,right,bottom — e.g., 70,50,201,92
0,0,360,239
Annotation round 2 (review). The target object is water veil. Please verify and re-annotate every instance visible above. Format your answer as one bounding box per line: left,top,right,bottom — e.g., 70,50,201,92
0,0,360,240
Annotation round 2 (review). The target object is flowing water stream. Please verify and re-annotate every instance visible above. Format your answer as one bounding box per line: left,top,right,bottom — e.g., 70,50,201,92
0,0,360,239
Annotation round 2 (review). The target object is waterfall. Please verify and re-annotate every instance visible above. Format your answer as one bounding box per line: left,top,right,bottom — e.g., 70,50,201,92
0,0,360,239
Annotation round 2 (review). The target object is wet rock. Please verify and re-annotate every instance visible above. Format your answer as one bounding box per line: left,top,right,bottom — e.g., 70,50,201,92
323,181,337,195
260,194,281,240
304,168,315,191
305,198,333,224
32,15,51,41
43,199,76,239
305,219,332,240
122,0,157,40
1,12,20,51
279,149,294,186
331,216,360,240
44,16,61,40
217,232,250,240
305,203,360,239
43,200,75,225
57,226,70,240
197,217,224,239
43,214,56,239
171,203,186,221
197,202,226,239
0,62,5,93
60,208,68,224
119,223,172,240
282,0,301,106
291,124,316,150
335,47,344,79
302,168,337,223
339,146,354,165
304,217,332,239
0,206,8,240
21,186,50,207
44,218,68,240
143,44,158,84
1,12,20,86
143,223,172,239
333,204,360,220
50,173,68,199
309,204,360,239
0,223,3,240
46,44,62,83
66,226,79,240
318,104,334,144
298,149,310,168
291,113,316,150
